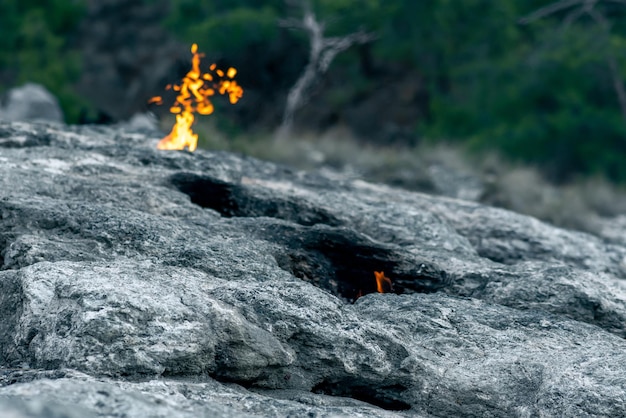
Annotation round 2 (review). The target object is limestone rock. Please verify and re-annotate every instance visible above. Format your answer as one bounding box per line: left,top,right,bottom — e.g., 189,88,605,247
116,112,160,134
1,121,626,417
0,84,64,123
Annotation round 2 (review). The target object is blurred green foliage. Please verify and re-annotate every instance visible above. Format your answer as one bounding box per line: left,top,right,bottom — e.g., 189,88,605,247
0,0,88,123
165,2,281,51
5,0,626,182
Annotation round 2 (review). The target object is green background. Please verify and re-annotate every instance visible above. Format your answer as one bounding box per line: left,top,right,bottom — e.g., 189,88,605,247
3,0,626,182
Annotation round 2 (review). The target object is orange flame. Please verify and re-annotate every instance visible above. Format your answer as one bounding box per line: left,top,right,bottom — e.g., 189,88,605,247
147,96,163,105
149,43,243,152
374,271,393,293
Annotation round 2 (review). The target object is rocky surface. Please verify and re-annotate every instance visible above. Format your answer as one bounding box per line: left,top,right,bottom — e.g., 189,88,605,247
0,84,64,124
1,121,626,417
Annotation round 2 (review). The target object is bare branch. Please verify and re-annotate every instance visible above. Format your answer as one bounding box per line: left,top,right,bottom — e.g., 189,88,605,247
319,31,377,71
586,3,610,28
560,7,587,30
519,0,585,24
276,0,376,141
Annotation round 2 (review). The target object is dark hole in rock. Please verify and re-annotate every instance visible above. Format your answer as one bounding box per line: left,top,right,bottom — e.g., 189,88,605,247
170,173,240,217
0,247,4,269
169,172,342,227
272,225,449,302
169,173,448,301
312,380,411,411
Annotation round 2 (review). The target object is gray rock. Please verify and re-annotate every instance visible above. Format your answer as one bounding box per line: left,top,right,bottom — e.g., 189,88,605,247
591,214,626,247
0,121,626,417
0,369,400,418
0,395,96,418
427,161,484,201
119,112,160,133
0,84,64,123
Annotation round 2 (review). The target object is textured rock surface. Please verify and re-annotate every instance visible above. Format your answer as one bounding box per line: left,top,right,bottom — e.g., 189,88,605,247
0,84,64,123
1,121,626,417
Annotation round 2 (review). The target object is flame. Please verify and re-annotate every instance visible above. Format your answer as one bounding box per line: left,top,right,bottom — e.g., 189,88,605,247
375,271,393,293
354,271,393,302
148,96,163,105
149,43,243,152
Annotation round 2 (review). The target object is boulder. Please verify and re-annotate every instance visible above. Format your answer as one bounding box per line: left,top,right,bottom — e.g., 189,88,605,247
1,121,626,417
117,112,160,134
0,84,64,123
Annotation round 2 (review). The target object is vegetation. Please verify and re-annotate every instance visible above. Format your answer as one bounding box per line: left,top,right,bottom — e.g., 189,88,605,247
4,0,626,182
161,0,626,183
0,0,89,123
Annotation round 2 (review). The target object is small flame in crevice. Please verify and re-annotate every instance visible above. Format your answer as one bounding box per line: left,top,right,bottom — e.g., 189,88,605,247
354,271,393,302
149,43,243,152
375,271,393,293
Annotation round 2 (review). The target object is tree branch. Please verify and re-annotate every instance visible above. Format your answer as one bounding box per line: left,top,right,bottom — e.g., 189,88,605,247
276,1,376,141
519,0,585,24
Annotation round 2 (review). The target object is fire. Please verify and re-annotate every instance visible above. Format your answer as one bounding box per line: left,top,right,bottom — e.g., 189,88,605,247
149,43,243,152
375,271,393,293
354,271,393,302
